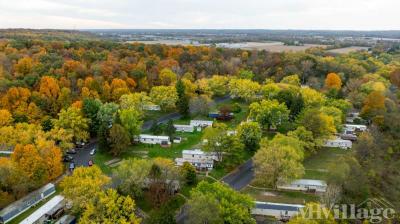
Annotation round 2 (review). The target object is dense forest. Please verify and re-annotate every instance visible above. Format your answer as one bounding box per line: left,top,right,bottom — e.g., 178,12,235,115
0,30,399,222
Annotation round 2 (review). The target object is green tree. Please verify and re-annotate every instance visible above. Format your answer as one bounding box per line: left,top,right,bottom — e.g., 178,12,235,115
176,79,189,117
254,136,304,188
150,120,163,135
108,124,131,156
248,99,290,130
119,108,143,138
188,181,255,224
53,106,89,142
181,162,197,186
82,98,102,136
298,108,336,141
79,189,141,224
165,119,176,140
236,121,262,152
150,86,178,111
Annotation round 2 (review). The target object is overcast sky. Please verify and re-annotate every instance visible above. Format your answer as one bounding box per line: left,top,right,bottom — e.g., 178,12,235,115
0,0,399,30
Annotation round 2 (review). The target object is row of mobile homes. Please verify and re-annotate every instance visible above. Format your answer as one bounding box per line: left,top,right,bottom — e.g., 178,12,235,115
173,124,195,133
190,120,213,128
252,202,304,221
324,138,352,149
0,183,56,224
20,195,65,224
175,149,219,170
55,215,76,224
137,134,171,146
277,179,327,193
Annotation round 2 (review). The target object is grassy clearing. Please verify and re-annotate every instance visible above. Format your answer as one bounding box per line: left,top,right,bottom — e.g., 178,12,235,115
303,147,350,180
241,186,319,204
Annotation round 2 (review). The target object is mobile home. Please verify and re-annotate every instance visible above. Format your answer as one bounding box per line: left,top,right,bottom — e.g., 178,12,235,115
0,183,56,224
142,104,161,111
173,124,194,133
277,179,327,193
190,120,213,128
344,124,367,132
324,138,352,149
137,134,171,145
175,149,219,170
252,201,304,221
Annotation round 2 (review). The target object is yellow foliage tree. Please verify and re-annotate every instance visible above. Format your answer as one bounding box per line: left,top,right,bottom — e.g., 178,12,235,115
0,109,13,127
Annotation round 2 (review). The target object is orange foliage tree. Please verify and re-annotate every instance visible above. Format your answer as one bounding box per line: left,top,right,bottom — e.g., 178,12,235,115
324,73,342,90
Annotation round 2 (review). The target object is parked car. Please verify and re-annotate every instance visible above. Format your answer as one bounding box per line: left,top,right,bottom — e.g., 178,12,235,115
88,160,93,166
76,141,86,148
90,148,96,156
66,149,77,154
63,155,74,162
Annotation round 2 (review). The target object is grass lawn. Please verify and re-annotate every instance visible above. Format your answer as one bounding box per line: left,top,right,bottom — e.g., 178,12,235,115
241,186,319,204
303,147,350,180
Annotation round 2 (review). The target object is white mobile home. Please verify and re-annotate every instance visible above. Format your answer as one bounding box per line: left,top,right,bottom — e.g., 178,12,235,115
324,138,352,149
252,201,304,221
142,104,161,111
137,134,170,145
278,179,327,193
190,120,213,128
175,149,219,170
344,124,367,132
173,124,194,133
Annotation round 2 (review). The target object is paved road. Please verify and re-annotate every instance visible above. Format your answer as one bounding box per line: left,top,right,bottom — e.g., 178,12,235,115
221,159,254,190
141,112,182,131
71,140,98,167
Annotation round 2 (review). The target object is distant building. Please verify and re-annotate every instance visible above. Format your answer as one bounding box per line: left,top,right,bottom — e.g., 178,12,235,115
343,124,367,132
277,179,327,193
324,138,352,149
0,183,56,224
175,149,219,170
190,120,213,128
136,134,171,146
252,201,304,221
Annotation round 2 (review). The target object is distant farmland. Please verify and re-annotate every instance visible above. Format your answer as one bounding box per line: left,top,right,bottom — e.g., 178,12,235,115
131,40,327,52
327,46,369,54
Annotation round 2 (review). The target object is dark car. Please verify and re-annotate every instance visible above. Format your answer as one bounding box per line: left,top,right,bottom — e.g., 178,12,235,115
66,149,77,154
63,155,74,162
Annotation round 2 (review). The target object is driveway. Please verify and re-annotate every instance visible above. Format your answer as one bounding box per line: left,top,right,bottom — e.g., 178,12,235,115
221,159,254,190
71,140,98,167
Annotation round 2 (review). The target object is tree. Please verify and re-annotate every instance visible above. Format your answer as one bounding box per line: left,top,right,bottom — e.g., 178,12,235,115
228,78,261,102
280,74,301,86
300,87,326,107
60,166,110,214
298,108,336,141
390,69,400,88
275,89,305,120
79,189,141,224
236,121,262,152
237,69,255,80
119,92,151,111
165,119,176,140
53,106,89,142
159,68,177,86
0,109,13,127
288,126,317,156
14,57,33,76
108,124,131,156
324,72,342,90
189,95,212,116
248,99,290,130
97,102,119,129
208,75,230,97
176,79,190,117
119,108,143,138
254,136,304,188
188,181,255,224
82,98,102,136
361,90,386,119
202,123,228,161
150,120,163,135
150,86,178,111
112,158,153,198
181,162,197,185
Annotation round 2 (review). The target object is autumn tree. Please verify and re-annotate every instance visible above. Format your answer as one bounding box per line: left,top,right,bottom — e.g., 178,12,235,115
228,78,261,102
298,108,336,141
254,135,304,188
0,109,13,127
60,166,110,214
108,124,131,156
301,87,326,108
208,75,230,97
188,181,255,224
248,99,290,130
361,90,386,119
159,68,177,85
79,189,141,224
150,85,178,111
53,106,89,142
324,72,342,90
14,57,33,76
236,121,262,152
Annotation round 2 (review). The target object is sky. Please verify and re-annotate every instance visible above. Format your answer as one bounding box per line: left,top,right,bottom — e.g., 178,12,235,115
0,0,399,30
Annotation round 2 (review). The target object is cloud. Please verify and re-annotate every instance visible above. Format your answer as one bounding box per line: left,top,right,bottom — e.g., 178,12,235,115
0,0,399,30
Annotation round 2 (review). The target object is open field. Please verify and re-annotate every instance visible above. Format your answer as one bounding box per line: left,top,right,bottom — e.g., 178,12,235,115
303,147,350,180
327,46,369,54
131,40,327,52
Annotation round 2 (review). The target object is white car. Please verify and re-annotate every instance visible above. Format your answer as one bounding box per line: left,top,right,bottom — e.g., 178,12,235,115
90,148,96,156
